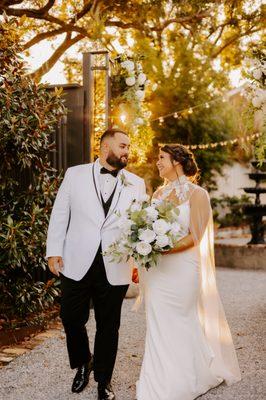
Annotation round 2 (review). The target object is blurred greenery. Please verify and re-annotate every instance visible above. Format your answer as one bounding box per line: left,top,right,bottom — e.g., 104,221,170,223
0,18,65,319
211,194,252,228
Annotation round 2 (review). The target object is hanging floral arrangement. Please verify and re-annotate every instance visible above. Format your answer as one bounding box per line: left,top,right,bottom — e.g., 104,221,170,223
242,49,266,162
109,54,154,166
110,54,150,129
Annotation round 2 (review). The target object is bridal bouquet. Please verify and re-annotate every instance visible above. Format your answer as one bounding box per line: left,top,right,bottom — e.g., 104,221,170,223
104,196,183,270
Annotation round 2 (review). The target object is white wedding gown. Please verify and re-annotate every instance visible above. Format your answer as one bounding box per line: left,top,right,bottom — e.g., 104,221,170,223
136,178,241,400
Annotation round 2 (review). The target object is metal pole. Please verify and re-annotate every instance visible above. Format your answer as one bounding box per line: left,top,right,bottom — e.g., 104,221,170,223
83,52,94,163
61,114,67,171
83,50,110,162
105,52,111,128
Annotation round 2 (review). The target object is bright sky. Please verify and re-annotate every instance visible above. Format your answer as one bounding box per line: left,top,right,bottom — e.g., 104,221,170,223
25,38,244,88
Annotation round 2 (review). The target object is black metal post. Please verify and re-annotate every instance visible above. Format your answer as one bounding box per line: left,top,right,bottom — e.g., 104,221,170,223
82,51,110,162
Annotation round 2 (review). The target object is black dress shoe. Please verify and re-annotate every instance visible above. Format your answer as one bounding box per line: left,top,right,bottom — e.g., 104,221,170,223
71,356,93,393
98,382,115,400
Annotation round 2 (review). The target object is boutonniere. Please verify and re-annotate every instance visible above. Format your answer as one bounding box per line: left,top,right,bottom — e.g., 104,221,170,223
120,172,132,187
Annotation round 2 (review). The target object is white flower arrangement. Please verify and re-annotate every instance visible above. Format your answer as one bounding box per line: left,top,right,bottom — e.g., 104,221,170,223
243,53,266,114
242,50,265,162
111,55,150,130
125,76,136,86
103,197,183,270
121,60,135,72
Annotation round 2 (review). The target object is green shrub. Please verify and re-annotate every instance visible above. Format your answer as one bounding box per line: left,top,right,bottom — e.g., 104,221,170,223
0,18,65,319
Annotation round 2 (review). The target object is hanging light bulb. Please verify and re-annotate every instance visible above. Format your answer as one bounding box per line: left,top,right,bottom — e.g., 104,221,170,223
174,112,178,118
159,117,164,125
120,114,126,124
205,103,210,108
188,108,193,114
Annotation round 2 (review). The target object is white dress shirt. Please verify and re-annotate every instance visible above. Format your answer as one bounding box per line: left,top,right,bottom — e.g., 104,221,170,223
97,159,119,202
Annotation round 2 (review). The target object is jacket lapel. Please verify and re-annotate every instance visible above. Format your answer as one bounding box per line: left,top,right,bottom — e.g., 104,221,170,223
88,163,105,224
92,162,125,226
92,162,104,209
104,175,124,220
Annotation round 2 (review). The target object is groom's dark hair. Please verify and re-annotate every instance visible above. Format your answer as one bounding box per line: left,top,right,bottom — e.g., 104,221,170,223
100,128,128,145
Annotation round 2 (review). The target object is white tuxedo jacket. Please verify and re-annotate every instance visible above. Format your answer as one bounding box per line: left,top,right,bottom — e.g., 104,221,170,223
46,161,146,284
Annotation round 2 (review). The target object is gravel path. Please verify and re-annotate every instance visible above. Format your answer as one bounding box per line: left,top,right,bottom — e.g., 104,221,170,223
1,268,265,400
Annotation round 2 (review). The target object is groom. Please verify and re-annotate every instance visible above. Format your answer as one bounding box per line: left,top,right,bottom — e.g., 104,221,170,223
46,128,146,400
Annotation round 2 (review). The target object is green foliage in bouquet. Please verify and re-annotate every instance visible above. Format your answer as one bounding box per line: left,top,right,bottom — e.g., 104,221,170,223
104,197,182,270
0,18,66,319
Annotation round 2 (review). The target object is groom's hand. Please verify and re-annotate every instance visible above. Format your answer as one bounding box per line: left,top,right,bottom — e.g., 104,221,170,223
48,256,63,277
132,267,139,284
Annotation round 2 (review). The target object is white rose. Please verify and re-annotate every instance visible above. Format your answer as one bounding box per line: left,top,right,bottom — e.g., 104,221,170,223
135,90,145,101
135,117,144,125
117,217,131,230
121,60,135,71
170,222,181,236
136,241,152,256
253,68,262,80
252,96,262,108
130,202,142,212
125,76,136,86
139,229,156,243
152,219,170,235
137,73,147,85
156,235,169,248
145,206,159,221
126,61,135,71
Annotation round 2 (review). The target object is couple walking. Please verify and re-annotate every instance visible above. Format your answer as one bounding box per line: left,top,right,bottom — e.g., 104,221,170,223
46,128,241,400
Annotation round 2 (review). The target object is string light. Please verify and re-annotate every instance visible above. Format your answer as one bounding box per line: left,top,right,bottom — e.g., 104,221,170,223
112,89,243,125
159,132,261,150
152,89,240,123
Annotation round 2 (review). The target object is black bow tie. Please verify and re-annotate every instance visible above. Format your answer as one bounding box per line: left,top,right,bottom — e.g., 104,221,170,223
100,167,119,177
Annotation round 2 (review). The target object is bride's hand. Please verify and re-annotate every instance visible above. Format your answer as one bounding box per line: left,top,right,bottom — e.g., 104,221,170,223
162,249,173,255
132,267,139,283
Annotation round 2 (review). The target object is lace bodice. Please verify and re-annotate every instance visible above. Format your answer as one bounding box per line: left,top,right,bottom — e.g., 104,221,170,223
152,176,212,245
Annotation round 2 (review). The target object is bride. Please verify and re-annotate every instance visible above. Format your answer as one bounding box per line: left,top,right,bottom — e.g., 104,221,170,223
135,144,241,400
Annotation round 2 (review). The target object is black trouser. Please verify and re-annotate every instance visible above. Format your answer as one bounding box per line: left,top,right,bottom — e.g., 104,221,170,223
60,245,129,384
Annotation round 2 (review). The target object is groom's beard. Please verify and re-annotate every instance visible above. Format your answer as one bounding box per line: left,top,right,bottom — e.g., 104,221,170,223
106,151,128,169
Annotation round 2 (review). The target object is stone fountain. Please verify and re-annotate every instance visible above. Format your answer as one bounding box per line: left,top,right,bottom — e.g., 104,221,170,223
243,160,266,244
214,159,266,271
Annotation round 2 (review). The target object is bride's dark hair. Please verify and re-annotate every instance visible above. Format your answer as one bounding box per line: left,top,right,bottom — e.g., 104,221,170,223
160,144,199,180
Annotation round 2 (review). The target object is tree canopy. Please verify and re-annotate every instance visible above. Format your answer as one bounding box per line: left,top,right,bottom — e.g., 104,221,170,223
0,1,263,81
0,1,264,188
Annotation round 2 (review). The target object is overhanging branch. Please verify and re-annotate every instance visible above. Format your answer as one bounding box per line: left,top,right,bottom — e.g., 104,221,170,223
27,33,84,82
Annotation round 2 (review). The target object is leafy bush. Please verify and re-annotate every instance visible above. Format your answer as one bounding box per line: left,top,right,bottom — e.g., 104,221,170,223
211,194,252,228
0,18,65,320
